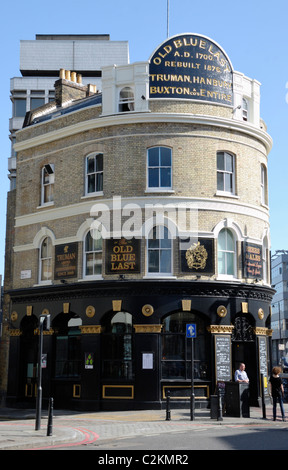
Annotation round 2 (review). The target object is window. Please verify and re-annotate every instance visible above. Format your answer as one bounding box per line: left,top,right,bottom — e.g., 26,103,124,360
84,230,102,276
40,237,52,282
217,228,236,276
161,312,209,380
86,153,103,194
14,98,27,117
30,97,45,110
119,87,134,112
217,151,235,194
147,147,172,189
54,315,82,378
102,312,134,379
41,164,54,204
242,98,248,121
148,225,172,274
261,164,268,205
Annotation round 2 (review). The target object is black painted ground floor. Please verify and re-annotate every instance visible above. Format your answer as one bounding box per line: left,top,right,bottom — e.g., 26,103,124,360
6,280,274,411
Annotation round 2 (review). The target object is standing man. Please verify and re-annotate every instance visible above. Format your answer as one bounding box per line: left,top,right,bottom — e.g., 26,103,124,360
235,363,249,383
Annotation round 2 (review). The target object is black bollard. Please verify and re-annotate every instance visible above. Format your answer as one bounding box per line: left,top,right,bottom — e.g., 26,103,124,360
47,397,54,436
166,390,171,421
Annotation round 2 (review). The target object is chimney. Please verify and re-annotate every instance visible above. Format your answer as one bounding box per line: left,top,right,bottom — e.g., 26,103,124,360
54,69,96,106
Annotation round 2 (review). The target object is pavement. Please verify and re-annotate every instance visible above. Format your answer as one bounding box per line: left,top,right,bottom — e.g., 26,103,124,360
0,403,287,450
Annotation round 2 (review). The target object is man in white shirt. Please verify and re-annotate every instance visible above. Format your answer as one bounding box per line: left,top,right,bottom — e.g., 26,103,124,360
234,363,249,383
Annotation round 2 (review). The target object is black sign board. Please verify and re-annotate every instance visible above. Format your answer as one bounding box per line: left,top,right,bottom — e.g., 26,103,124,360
258,336,269,397
54,243,78,279
180,238,214,274
215,335,232,382
242,242,263,279
149,34,233,105
105,238,141,274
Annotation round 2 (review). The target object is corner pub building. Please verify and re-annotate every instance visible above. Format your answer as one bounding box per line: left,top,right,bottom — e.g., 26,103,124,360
4,33,274,411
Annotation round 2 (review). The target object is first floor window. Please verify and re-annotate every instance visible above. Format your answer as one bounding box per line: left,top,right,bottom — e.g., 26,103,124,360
217,151,235,194
148,226,172,274
147,147,172,189
86,153,103,194
40,237,52,282
84,230,102,276
217,228,236,276
41,164,54,204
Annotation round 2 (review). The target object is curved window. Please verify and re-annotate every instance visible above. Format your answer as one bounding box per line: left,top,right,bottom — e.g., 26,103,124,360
119,87,134,112
86,153,103,194
147,147,172,189
148,225,172,274
217,228,236,276
102,312,134,379
161,312,209,380
217,152,235,194
53,314,82,378
84,230,102,276
39,237,52,282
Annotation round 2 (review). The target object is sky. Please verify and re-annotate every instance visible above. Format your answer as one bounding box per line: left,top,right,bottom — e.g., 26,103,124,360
0,0,288,283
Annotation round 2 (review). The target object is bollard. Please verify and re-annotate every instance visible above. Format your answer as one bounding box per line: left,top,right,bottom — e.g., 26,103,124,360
166,390,171,421
217,391,223,421
47,397,54,436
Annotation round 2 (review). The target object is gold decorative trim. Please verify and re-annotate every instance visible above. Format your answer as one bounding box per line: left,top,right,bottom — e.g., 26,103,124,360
73,384,81,398
207,325,234,334
134,324,162,333
142,304,154,317
26,306,32,316
11,311,18,322
266,329,273,337
63,303,70,314
258,308,264,320
254,327,268,336
112,300,122,312
217,305,227,318
80,325,101,334
41,308,49,316
182,299,191,312
85,305,95,318
102,385,134,400
34,328,54,336
9,329,22,336
241,302,248,313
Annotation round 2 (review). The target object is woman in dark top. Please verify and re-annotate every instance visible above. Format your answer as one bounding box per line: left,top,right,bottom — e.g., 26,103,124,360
269,366,286,421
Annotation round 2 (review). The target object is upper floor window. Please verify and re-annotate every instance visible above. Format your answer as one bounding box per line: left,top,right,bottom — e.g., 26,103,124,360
217,151,235,194
13,98,27,117
217,228,236,277
119,87,134,112
86,153,103,194
41,164,54,205
39,237,52,282
261,164,268,205
84,230,102,277
242,98,248,121
147,147,172,190
148,225,172,274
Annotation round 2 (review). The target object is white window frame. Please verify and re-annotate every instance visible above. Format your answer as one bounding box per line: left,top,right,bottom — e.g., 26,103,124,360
83,229,103,279
39,236,53,284
41,164,54,206
145,225,175,278
216,151,236,196
85,152,103,196
147,146,172,192
118,87,134,112
261,164,268,206
217,228,237,279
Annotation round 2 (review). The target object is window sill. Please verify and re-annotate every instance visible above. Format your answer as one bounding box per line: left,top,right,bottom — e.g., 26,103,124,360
33,280,52,286
145,189,175,194
143,274,177,279
37,202,54,209
81,192,104,199
215,191,239,199
79,276,103,281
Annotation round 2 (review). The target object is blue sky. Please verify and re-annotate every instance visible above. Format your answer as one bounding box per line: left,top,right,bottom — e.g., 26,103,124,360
1,0,288,281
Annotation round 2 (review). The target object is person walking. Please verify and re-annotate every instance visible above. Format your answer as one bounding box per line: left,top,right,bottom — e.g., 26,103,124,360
269,366,286,421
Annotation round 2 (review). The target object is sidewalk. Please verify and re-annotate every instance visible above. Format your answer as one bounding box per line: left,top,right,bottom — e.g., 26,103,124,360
0,404,286,450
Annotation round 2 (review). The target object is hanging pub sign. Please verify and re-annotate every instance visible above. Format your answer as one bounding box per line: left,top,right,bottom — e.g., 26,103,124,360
54,243,78,279
180,238,214,274
242,242,263,279
105,237,141,274
149,34,233,105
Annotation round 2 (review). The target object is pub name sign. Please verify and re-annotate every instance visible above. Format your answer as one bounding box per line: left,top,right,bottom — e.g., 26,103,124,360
149,34,233,105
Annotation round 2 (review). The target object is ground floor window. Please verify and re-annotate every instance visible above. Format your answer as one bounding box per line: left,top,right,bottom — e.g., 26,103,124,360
161,312,209,380
54,315,82,378
101,311,134,380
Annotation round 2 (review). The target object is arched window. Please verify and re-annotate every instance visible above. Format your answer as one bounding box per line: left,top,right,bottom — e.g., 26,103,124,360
39,237,52,282
217,228,236,277
119,87,134,112
148,225,172,274
84,229,102,277
161,312,210,380
102,312,134,379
